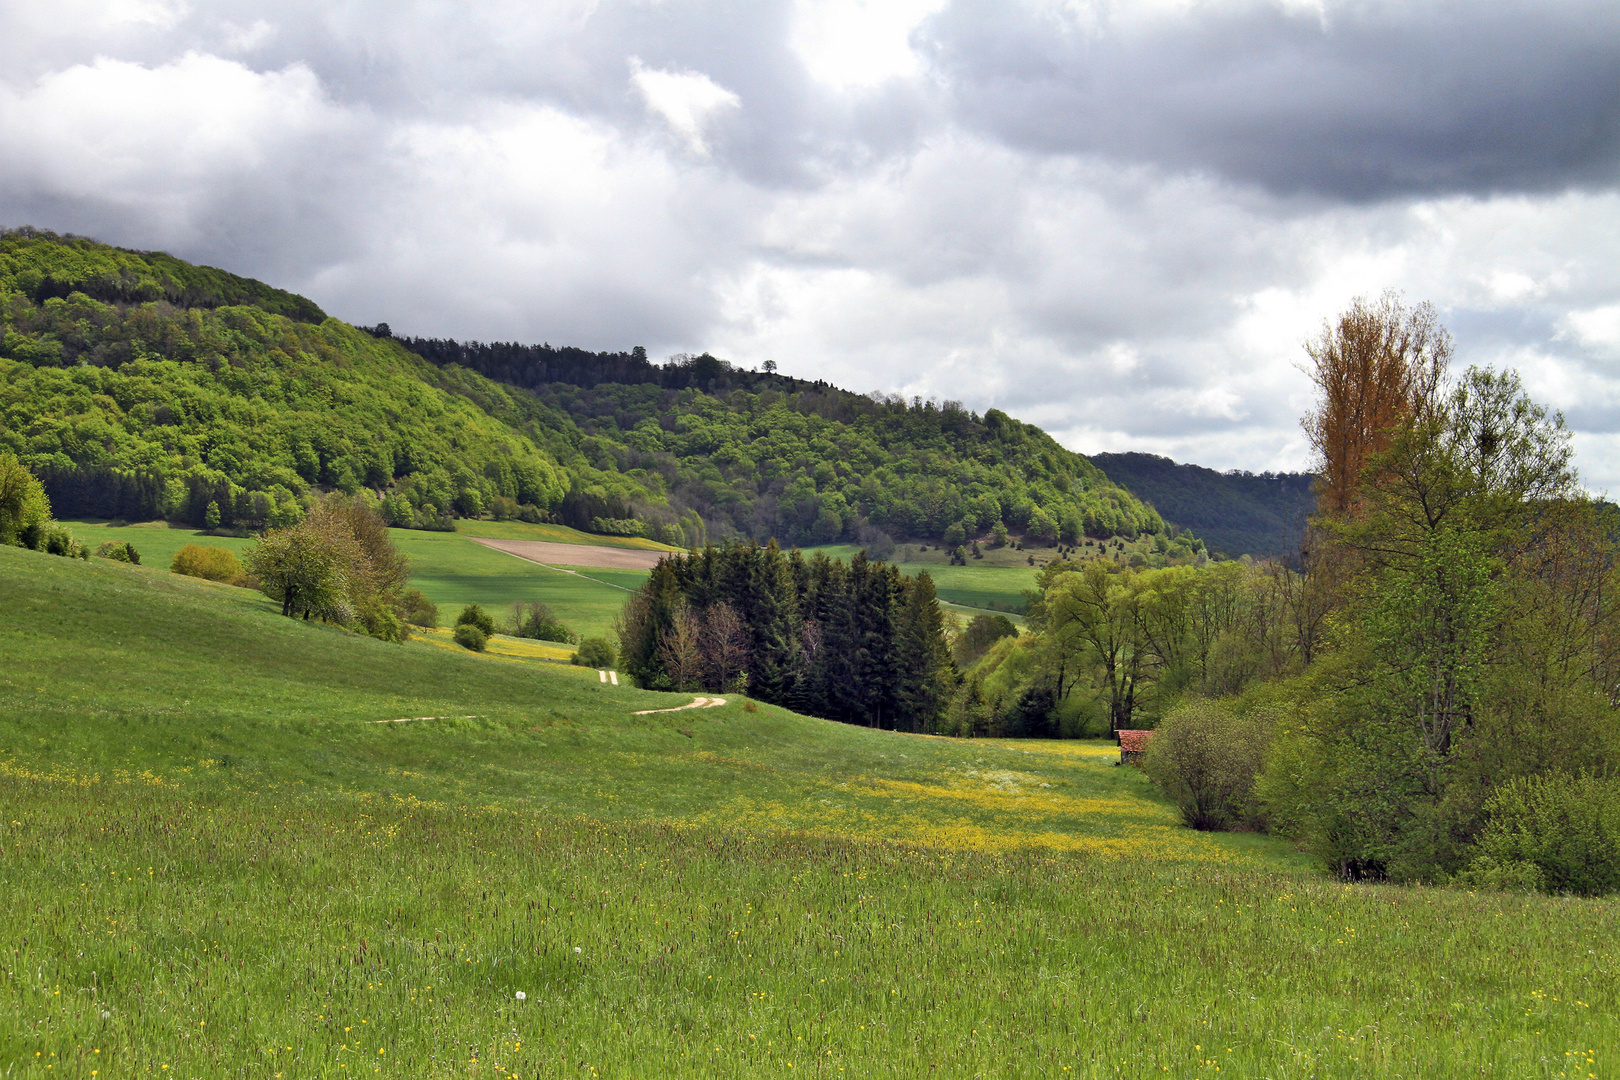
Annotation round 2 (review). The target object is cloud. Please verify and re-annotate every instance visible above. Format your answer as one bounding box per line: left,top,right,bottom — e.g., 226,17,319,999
923,0,1620,201
630,59,741,156
791,0,945,90
0,1,1618,487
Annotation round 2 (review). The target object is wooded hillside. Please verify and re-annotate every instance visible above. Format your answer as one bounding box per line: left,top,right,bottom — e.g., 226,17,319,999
2,229,1175,550
1092,452,1315,558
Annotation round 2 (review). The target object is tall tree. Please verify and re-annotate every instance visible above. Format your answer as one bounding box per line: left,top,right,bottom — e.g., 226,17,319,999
895,571,956,732
1303,292,1450,517
1046,562,1144,735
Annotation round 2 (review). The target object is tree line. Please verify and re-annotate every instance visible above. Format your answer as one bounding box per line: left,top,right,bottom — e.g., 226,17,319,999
619,543,954,731
388,331,826,396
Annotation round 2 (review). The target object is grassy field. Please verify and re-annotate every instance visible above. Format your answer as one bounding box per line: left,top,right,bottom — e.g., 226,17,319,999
60,519,647,642
3,546,1617,1077
804,544,1037,617
387,530,646,641
62,519,258,570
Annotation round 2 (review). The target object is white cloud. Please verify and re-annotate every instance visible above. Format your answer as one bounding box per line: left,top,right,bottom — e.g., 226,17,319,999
0,52,349,200
791,0,945,89
222,19,277,52
629,59,740,156
1565,305,1620,351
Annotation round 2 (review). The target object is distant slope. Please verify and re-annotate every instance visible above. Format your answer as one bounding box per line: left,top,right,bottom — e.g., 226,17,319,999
1092,452,1315,558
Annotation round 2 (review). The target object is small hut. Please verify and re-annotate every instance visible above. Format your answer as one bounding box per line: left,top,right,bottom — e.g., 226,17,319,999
1117,728,1154,766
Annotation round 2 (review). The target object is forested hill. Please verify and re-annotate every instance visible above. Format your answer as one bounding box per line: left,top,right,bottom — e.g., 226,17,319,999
1091,452,1315,558
392,330,1173,548
1,229,1175,550
0,227,325,324
0,230,576,531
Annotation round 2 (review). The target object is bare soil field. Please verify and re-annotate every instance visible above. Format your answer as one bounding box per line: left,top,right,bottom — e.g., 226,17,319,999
471,536,668,570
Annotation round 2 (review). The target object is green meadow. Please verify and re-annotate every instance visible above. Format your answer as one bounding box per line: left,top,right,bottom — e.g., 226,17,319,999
59,519,651,643
2,545,1617,1078
61,520,258,571
805,544,1038,618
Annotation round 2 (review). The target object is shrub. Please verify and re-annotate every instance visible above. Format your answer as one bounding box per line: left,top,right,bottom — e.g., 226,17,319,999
399,588,439,628
1457,773,1620,896
95,540,140,564
171,544,245,583
455,603,496,637
1142,702,1273,831
356,595,409,643
21,521,87,559
574,636,616,668
453,623,488,652
510,601,576,644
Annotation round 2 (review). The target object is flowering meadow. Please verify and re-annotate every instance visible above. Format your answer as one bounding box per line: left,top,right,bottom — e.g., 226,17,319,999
1,546,1616,1077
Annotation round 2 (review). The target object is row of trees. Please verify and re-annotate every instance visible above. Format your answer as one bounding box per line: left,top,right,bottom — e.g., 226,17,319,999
953,555,1320,738
618,543,954,731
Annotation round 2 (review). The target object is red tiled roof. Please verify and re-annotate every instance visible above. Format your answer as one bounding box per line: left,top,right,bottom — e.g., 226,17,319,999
1117,729,1154,753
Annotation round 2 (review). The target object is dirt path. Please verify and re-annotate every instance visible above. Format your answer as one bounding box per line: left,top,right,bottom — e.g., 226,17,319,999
471,537,667,571
632,697,728,715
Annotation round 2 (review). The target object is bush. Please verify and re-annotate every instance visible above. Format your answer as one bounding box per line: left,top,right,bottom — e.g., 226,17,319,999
1142,702,1273,831
399,588,439,628
510,601,576,644
455,603,496,637
1457,773,1620,896
574,636,616,668
21,521,88,559
171,544,244,583
356,595,409,643
453,623,488,652
95,540,140,564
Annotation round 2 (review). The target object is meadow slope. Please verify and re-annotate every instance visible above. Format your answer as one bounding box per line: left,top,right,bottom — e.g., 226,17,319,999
1,546,1616,1078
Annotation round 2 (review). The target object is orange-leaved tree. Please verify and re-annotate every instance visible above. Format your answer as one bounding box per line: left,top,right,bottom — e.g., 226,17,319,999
1302,291,1451,517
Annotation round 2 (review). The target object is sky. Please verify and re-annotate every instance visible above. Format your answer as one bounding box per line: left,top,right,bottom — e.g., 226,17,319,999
2,1,1617,485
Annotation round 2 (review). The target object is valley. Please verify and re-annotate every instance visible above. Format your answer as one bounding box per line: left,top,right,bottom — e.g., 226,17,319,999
1,545,1613,1077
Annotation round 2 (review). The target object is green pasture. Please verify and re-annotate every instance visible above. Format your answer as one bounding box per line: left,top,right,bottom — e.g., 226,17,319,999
61,519,257,570
60,519,647,642
0,547,1617,1077
803,544,1037,617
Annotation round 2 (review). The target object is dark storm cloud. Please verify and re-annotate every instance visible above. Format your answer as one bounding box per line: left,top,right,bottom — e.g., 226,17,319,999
924,0,1620,200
